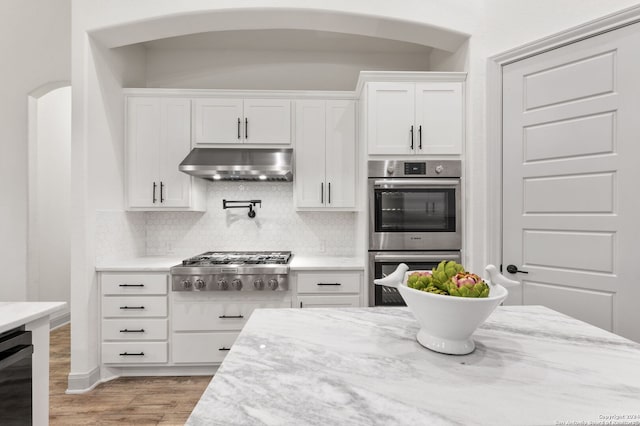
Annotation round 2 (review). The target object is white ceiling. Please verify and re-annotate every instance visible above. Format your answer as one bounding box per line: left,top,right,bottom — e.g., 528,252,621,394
141,29,433,54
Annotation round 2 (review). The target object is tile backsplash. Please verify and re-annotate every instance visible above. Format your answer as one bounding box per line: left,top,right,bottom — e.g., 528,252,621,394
96,182,357,260
95,210,146,262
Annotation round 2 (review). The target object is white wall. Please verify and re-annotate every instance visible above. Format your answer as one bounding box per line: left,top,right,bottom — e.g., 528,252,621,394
70,0,640,391
0,0,70,301
145,48,430,90
31,87,71,317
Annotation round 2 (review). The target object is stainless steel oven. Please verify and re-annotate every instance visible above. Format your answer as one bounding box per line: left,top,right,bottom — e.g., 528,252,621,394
368,160,461,251
369,251,461,306
368,160,462,306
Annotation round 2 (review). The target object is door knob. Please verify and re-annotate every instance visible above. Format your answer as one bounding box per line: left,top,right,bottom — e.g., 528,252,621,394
506,264,528,274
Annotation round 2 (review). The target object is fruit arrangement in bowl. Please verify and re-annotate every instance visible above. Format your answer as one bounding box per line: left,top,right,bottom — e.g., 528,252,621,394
375,261,518,355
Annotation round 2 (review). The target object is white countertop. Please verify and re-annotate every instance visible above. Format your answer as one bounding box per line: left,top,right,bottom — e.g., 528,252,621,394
289,255,364,270
0,302,67,334
95,255,364,272
188,306,640,425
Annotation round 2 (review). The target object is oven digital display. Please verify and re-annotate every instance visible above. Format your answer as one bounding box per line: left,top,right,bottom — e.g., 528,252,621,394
404,162,426,175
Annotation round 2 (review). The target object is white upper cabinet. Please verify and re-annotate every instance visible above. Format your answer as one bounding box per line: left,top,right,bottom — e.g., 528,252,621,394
193,98,291,145
367,77,464,155
126,97,205,211
295,99,357,210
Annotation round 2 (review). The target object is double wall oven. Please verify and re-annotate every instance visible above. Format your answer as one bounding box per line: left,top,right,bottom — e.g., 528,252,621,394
368,160,462,306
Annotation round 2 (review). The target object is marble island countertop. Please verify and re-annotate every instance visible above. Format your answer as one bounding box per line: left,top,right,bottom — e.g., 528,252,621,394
188,306,640,426
0,302,67,333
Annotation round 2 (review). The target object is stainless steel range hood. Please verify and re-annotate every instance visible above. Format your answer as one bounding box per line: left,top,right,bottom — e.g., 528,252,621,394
179,148,293,182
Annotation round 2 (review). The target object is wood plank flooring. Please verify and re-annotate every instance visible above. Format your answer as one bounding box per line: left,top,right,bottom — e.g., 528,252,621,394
49,324,212,425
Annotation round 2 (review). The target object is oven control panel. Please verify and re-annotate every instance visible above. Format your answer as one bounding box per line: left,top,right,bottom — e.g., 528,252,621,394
404,162,426,175
368,160,461,178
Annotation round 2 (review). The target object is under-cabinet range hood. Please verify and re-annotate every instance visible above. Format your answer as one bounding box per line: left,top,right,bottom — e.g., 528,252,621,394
179,148,293,182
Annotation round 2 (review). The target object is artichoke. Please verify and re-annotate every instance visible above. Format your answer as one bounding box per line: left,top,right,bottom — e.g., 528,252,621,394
407,271,433,291
446,272,490,298
431,260,465,292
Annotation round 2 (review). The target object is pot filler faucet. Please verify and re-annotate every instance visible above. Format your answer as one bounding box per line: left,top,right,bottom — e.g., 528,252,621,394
222,199,262,218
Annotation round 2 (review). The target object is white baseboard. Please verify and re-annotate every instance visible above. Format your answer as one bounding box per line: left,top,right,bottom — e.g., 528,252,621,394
66,367,101,394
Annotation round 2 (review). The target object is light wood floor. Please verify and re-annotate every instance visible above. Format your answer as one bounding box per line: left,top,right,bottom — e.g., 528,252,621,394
49,324,212,425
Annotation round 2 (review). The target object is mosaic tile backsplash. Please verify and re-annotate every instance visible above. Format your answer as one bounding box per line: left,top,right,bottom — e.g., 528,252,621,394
96,182,357,259
95,210,146,262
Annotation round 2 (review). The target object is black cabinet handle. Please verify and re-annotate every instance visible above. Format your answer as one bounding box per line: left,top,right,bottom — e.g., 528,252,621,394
237,118,241,139
218,347,231,351
245,118,248,139
321,182,324,204
218,315,244,319
506,264,529,274
119,352,144,356
328,183,331,204
119,284,144,287
317,283,341,286
119,306,145,310
160,182,165,203
300,301,303,308
152,182,157,203
410,125,414,149
419,125,422,149
119,329,145,333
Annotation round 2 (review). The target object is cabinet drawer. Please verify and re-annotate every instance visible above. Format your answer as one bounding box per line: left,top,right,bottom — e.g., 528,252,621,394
102,319,168,341
172,332,239,364
298,295,361,308
296,272,361,293
101,273,167,295
102,342,167,364
172,300,291,332
102,296,167,318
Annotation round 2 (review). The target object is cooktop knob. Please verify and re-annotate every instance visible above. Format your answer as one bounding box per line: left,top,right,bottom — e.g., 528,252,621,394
194,279,205,290
253,279,264,290
181,279,192,290
231,279,243,290
267,278,279,290
435,165,444,174
217,279,229,290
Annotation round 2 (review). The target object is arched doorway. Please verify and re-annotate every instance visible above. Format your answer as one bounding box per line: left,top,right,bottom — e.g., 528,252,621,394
27,82,71,327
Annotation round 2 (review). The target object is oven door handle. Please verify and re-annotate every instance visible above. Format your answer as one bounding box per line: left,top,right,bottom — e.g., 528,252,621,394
373,179,460,188
374,253,460,262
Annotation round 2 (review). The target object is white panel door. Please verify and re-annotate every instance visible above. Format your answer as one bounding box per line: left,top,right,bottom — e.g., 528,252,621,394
415,82,463,154
243,99,291,145
159,98,192,207
325,100,356,208
367,82,414,155
192,98,243,144
502,23,640,341
127,97,160,208
295,100,326,208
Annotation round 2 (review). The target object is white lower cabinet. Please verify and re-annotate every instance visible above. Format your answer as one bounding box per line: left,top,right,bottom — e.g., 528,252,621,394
171,295,291,364
100,272,169,366
295,270,363,308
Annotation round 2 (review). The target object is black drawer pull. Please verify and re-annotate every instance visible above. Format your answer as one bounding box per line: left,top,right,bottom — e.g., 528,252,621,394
218,347,231,351
119,329,145,333
218,315,244,319
119,284,144,287
317,283,341,286
119,352,144,356
120,306,145,310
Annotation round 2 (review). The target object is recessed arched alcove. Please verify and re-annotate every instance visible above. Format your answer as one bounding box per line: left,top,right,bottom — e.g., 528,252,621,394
90,7,470,90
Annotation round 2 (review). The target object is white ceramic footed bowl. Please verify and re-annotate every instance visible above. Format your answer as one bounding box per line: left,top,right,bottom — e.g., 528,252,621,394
398,272,508,355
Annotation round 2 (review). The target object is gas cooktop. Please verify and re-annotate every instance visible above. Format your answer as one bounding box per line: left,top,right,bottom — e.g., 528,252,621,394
170,251,292,292
180,251,292,266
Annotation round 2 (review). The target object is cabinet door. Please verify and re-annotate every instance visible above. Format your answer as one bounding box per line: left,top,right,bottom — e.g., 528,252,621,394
325,100,356,208
159,98,192,207
367,82,415,155
193,98,243,144
297,295,361,308
243,99,291,145
295,100,326,208
127,97,161,208
415,82,463,154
